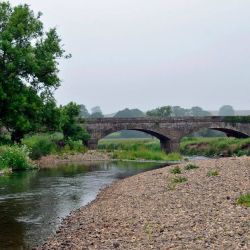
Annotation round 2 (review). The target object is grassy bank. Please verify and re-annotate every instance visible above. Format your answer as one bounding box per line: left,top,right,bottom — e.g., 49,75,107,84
98,139,181,161
181,137,250,157
0,145,35,175
99,137,250,160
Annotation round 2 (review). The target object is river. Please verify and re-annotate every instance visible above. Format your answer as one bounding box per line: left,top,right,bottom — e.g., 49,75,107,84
0,161,167,249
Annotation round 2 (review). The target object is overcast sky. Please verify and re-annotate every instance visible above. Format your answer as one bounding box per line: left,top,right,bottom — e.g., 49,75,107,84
9,0,250,113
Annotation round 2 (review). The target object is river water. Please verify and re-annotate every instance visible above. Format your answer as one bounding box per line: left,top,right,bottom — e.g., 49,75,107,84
0,161,167,249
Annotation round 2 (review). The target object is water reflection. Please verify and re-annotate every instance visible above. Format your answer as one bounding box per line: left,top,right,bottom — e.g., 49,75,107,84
0,161,165,249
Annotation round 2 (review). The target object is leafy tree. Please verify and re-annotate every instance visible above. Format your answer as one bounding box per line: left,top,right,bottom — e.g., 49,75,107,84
79,104,90,118
90,106,104,118
0,2,69,142
115,108,145,118
190,106,211,116
171,106,187,117
219,105,235,116
91,106,102,114
146,106,172,117
60,102,89,142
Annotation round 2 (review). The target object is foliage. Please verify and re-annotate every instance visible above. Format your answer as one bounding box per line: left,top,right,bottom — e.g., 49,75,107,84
237,193,250,207
89,112,104,118
181,137,250,157
184,164,199,170
114,108,145,118
24,135,56,160
223,116,250,124
207,170,219,177
89,106,104,118
171,176,187,184
60,102,90,142
79,104,90,118
0,145,34,170
170,166,182,174
22,133,87,159
171,106,211,117
219,105,235,116
0,2,69,142
146,106,172,118
99,139,181,161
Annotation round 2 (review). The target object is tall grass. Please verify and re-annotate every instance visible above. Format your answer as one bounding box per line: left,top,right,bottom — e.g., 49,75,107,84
0,145,35,171
181,137,250,157
99,139,181,161
22,133,87,160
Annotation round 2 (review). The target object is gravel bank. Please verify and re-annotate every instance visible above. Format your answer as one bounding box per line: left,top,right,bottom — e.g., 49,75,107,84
39,157,250,249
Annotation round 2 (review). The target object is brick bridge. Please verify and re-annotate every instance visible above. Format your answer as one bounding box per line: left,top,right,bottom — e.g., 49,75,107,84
83,117,250,153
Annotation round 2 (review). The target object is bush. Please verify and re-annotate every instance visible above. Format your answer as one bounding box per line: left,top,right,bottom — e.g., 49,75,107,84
185,164,199,170
172,176,187,183
170,166,182,174
0,145,34,170
23,134,58,160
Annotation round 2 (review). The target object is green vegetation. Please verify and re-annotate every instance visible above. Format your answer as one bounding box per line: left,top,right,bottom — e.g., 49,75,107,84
99,139,181,161
170,166,182,174
171,176,187,184
22,133,87,160
0,145,35,172
166,176,188,191
207,170,219,177
184,163,199,170
223,116,250,124
181,137,250,157
237,193,250,207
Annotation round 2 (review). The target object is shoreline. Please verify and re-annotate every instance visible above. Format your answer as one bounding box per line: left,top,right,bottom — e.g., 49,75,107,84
39,156,250,249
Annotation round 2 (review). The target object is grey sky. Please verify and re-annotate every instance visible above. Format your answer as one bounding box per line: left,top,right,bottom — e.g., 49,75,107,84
9,0,250,113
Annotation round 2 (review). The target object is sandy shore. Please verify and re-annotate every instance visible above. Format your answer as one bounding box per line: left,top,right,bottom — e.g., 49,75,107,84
39,157,250,249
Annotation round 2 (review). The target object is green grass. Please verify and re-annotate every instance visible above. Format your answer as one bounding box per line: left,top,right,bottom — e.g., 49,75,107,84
181,137,250,157
207,170,219,177
172,176,188,183
184,164,199,170
0,145,35,171
22,133,87,160
170,166,182,174
99,138,181,161
237,193,250,207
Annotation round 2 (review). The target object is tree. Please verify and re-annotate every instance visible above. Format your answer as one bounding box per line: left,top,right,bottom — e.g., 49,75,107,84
90,106,104,118
171,106,187,117
60,102,89,142
114,108,145,118
190,106,211,117
146,106,172,117
0,2,69,142
219,105,235,116
79,104,90,118
91,106,102,114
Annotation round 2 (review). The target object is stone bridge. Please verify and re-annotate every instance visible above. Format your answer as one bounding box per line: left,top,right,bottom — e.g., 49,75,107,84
83,117,250,153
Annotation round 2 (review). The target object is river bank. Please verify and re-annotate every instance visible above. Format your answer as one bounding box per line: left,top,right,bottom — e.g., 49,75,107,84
39,156,250,249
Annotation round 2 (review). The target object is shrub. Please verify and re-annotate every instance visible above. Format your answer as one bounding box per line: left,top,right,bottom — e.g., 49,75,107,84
207,170,219,177
172,176,187,183
237,193,250,207
29,137,56,160
170,166,182,174
185,164,199,170
0,145,34,170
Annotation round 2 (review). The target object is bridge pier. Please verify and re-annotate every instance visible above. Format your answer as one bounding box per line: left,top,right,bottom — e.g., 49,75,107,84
160,139,180,153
